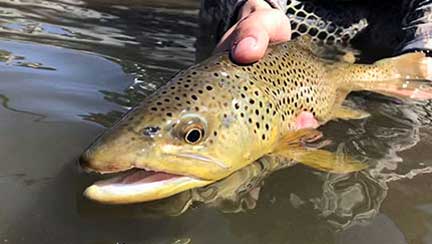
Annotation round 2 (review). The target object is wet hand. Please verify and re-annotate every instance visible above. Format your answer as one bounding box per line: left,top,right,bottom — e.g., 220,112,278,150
216,0,291,64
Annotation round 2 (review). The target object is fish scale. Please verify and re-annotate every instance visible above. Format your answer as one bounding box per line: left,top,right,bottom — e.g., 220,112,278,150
134,40,337,146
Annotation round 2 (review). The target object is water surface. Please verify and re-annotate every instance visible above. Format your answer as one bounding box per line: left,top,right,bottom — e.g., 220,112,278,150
0,1,432,244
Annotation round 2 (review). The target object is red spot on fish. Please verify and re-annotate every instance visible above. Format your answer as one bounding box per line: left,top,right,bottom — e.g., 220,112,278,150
295,111,319,129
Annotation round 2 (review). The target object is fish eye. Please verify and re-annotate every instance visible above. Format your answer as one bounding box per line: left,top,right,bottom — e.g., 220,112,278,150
172,114,207,144
184,126,204,144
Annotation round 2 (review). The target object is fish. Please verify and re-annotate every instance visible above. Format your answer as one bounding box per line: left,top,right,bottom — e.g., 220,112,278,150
79,35,432,204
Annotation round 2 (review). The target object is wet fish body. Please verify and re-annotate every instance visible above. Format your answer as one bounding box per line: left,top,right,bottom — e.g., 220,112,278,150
80,36,432,204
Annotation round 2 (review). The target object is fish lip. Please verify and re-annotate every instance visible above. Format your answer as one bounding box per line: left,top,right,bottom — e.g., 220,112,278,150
84,171,214,204
80,153,229,179
82,160,209,181
79,160,135,175
83,162,216,204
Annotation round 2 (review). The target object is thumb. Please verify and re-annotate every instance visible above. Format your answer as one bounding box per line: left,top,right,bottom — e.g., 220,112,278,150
218,9,291,64
231,17,271,64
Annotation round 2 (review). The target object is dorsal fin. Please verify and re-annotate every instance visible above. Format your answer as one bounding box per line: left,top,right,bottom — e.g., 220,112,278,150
294,35,359,64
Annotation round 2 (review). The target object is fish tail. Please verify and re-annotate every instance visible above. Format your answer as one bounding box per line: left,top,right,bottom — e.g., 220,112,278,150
347,52,432,100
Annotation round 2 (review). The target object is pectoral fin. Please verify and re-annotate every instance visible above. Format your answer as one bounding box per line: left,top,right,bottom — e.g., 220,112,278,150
273,147,367,173
281,128,323,146
331,106,370,120
272,129,367,173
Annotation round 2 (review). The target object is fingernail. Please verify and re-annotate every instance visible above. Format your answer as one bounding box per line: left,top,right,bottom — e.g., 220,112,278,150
233,36,257,54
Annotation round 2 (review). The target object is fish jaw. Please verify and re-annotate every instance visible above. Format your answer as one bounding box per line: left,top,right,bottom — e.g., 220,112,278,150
80,142,237,180
83,169,214,204
80,151,221,204
80,147,256,204
79,136,240,204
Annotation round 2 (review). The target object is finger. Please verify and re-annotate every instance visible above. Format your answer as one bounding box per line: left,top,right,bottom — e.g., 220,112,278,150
231,20,270,64
231,10,291,64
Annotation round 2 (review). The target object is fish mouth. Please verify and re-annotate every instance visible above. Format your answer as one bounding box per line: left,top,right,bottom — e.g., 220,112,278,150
83,165,214,205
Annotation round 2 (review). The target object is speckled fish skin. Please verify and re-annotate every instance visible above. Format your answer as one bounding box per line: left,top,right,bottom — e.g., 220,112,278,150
81,36,430,182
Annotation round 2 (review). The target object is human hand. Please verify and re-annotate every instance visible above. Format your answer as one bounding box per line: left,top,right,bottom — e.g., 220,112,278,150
216,0,291,64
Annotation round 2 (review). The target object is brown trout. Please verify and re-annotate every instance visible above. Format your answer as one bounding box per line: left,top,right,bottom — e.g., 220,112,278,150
80,36,432,204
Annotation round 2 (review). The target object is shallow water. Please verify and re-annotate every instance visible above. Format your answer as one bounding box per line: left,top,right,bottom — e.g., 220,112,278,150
1,1,432,243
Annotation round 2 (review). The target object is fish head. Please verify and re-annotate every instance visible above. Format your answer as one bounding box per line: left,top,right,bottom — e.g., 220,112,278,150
82,104,253,179
80,59,267,204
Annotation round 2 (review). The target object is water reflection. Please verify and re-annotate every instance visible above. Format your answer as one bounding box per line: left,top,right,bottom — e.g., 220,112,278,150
0,48,55,70
313,171,387,230
0,0,133,46
0,93,46,121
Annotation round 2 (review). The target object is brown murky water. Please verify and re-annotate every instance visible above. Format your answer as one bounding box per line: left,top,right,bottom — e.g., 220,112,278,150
0,1,432,243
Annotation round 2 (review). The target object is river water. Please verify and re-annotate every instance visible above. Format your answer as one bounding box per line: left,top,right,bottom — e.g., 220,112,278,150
0,1,432,243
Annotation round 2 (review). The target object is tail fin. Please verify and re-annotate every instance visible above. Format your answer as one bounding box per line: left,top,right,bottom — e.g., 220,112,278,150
350,52,432,100
375,52,431,80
